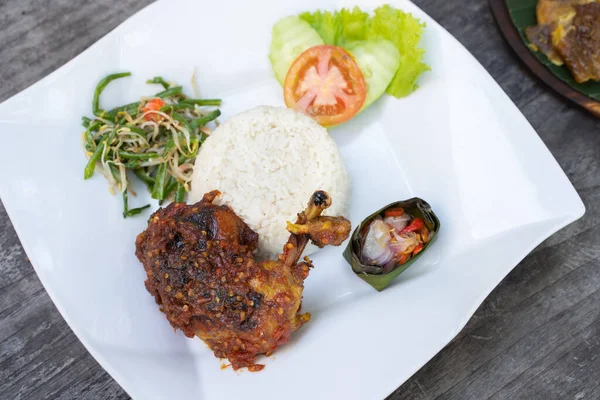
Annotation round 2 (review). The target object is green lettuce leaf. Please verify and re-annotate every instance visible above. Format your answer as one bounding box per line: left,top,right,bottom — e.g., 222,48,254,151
299,5,429,98
298,10,344,45
299,7,370,46
337,7,370,45
369,5,430,98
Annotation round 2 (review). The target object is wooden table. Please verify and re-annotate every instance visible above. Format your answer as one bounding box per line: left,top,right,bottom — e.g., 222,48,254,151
1,1,599,399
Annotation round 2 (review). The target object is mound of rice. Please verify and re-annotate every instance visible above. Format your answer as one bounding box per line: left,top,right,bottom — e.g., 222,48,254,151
189,106,350,258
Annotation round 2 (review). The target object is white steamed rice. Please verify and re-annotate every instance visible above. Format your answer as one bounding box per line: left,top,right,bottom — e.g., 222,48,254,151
189,106,350,258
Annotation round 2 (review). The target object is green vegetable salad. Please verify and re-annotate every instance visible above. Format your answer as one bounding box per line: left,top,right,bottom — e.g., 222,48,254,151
269,5,429,114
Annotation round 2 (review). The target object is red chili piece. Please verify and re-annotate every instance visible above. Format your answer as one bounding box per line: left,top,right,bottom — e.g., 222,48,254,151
399,217,424,234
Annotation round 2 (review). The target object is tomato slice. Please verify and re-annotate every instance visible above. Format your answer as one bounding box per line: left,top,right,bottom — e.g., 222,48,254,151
143,98,166,121
284,45,366,126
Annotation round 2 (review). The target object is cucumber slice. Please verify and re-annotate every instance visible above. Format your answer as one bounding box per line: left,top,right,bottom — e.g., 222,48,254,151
346,39,401,111
269,16,324,85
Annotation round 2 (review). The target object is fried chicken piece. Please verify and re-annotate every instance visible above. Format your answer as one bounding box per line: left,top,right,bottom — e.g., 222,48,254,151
286,217,351,248
525,0,593,65
554,3,600,83
525,0,600,80
135,190,351,371
526,23,565,65
536,0,590,24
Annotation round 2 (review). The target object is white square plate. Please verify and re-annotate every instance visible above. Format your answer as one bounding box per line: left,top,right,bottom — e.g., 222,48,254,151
0,0,584,399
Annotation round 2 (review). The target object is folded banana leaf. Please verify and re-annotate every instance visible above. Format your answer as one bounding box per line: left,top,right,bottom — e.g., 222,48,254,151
343,198,440,291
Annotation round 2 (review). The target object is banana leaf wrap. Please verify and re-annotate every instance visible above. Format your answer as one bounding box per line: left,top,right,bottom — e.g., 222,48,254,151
343,198,440,291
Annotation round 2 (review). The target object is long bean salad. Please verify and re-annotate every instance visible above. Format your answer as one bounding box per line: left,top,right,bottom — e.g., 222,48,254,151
81,73,221,218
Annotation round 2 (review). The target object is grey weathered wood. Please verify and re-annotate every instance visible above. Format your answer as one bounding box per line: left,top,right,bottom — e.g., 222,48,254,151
0,0,599,399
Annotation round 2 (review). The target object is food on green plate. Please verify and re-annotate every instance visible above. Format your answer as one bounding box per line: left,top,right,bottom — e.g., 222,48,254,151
81,73,221,217
189,106,350,258
344,198,440,291
269,5,429,125
526,0,600,83
283,45,367,126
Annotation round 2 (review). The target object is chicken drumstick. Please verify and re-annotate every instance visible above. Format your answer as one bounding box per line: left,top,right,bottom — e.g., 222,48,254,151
135,190,351,371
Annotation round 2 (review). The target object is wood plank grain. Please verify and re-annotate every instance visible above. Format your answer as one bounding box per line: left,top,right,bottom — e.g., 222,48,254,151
0,0,599,399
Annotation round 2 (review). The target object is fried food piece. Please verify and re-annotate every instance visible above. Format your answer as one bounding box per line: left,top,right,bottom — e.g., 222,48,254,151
526,23,565,65
525,0,600,82
135,190,351,371
536,0,587,24
554,3,600,82
286,217,352,248
525,0,594,65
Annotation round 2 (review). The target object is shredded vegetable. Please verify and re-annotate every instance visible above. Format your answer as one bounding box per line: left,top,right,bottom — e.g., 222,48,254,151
82,72,221,218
